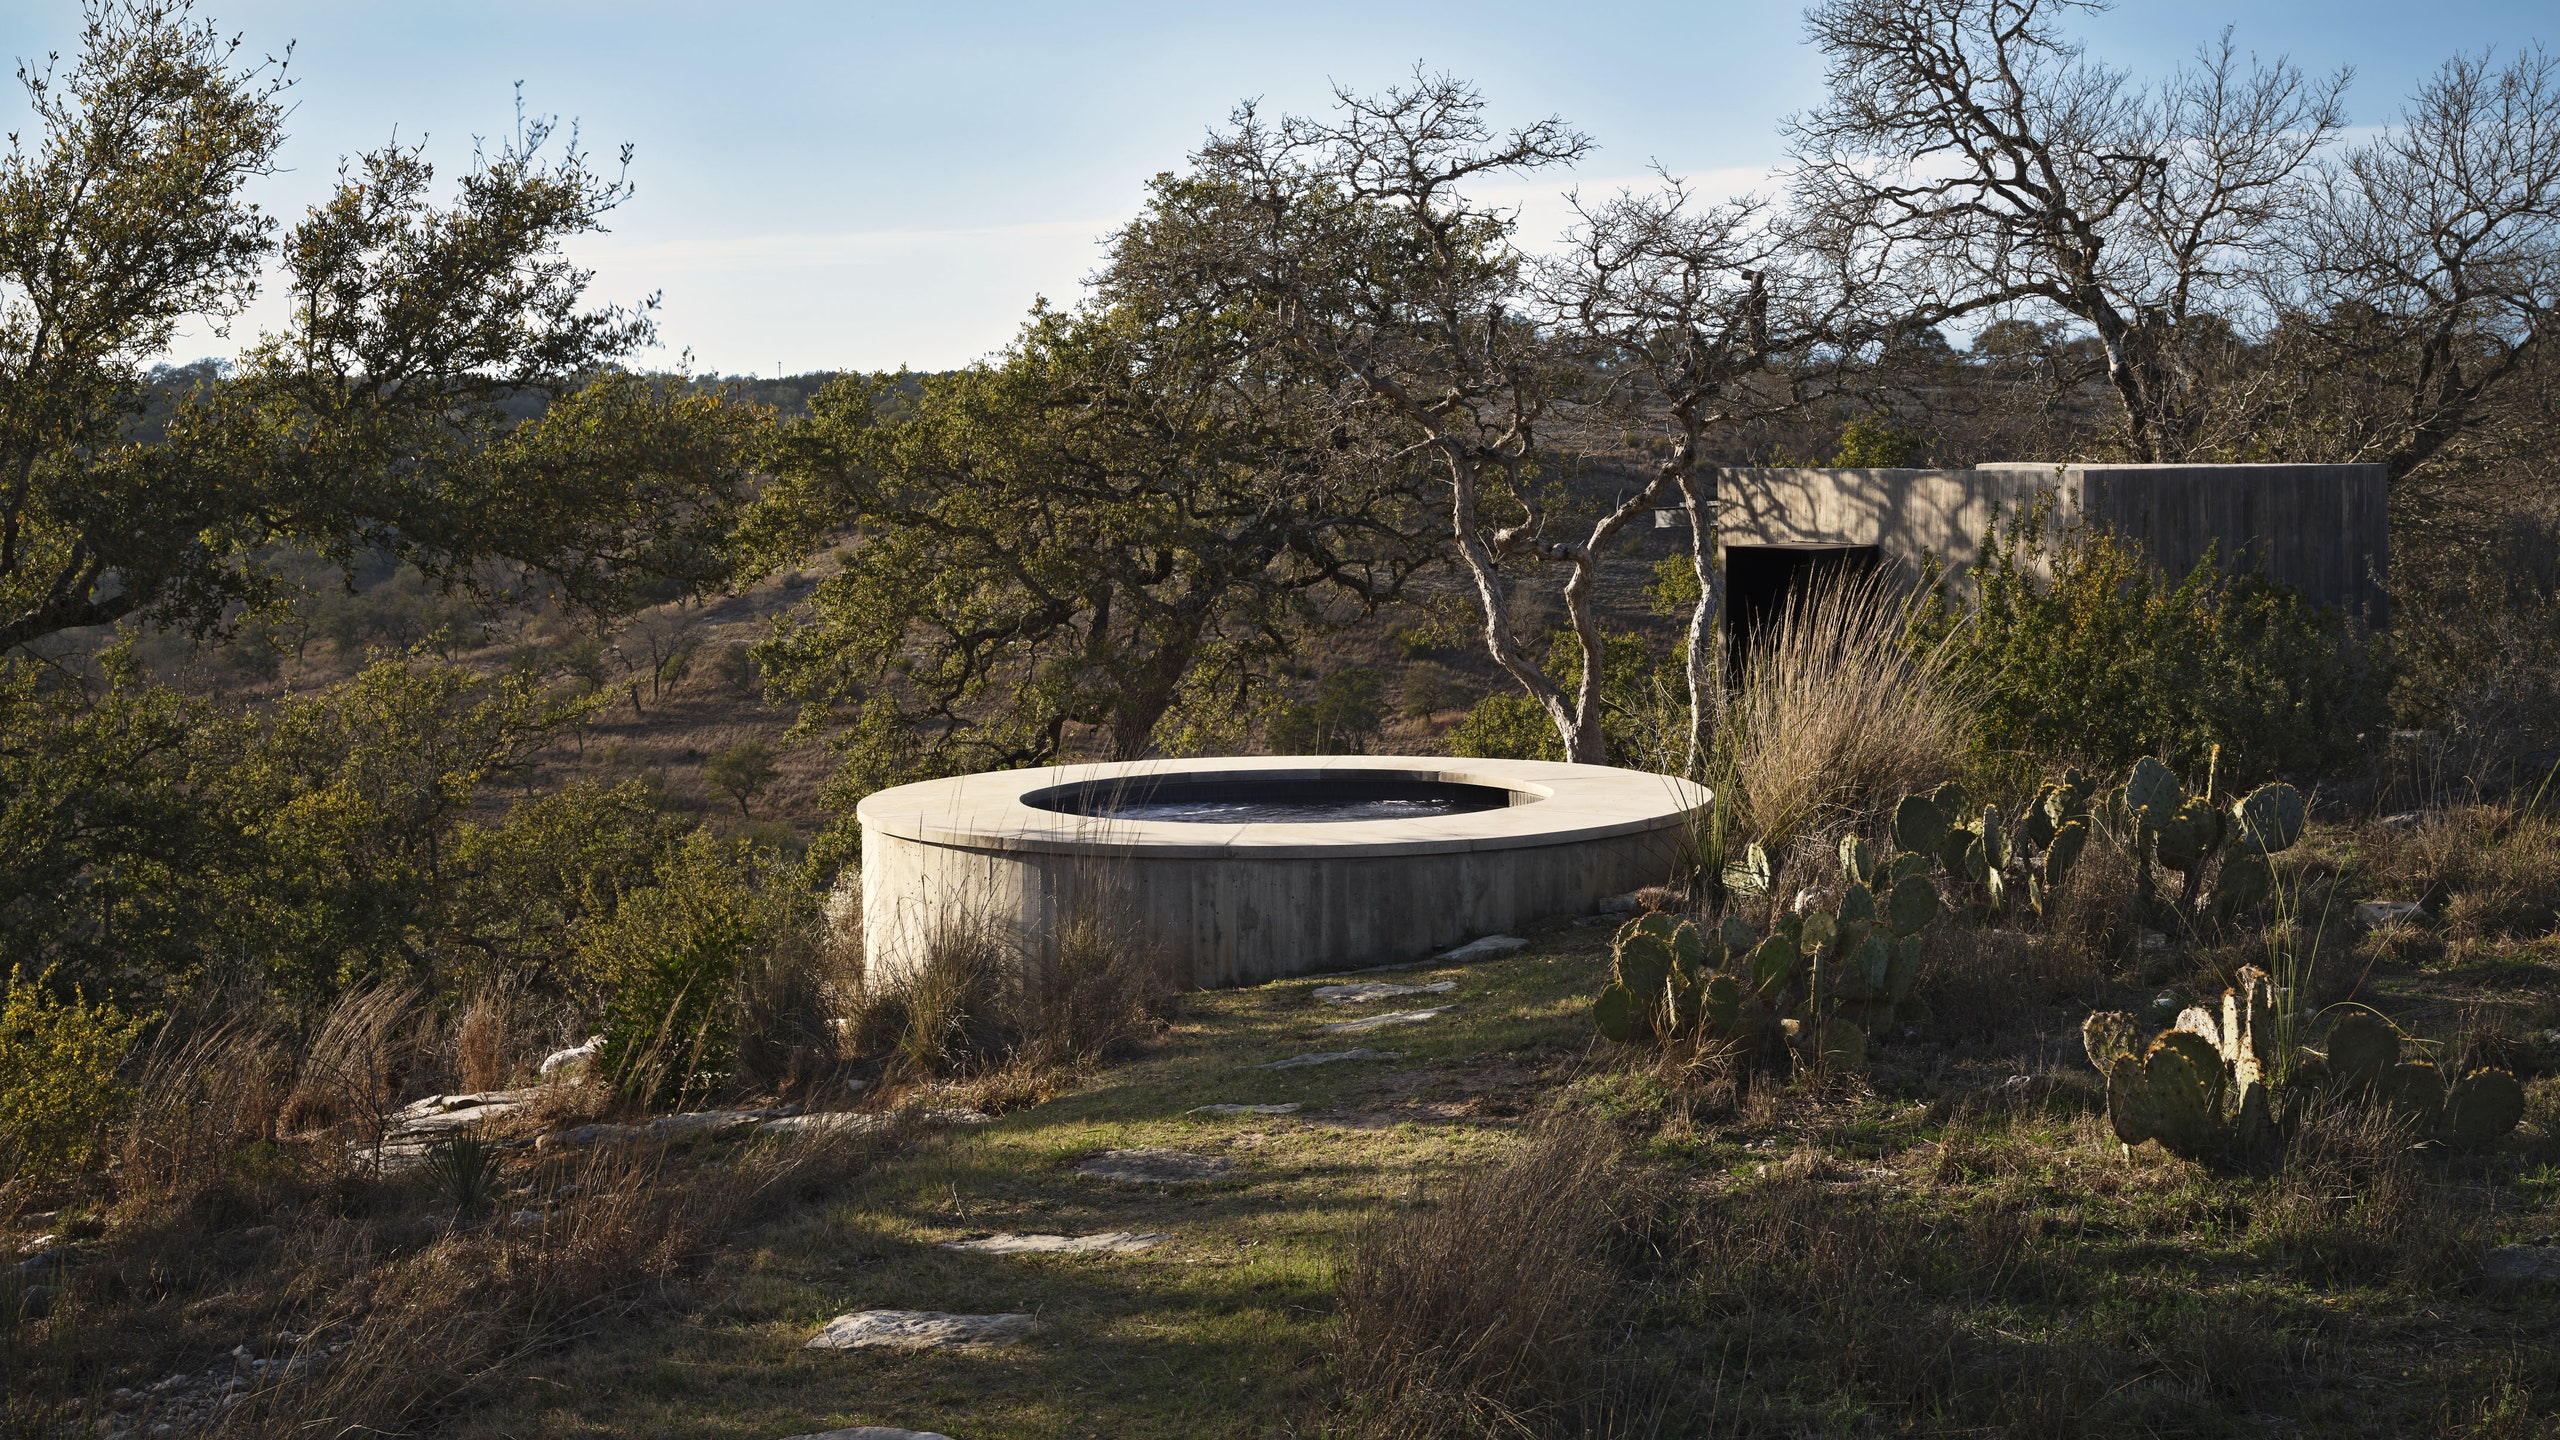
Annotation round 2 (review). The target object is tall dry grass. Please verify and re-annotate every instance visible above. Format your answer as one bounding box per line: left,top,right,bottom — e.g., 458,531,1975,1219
118,1017,293,1208
844,898,1174,1086
1724,568,1973,858
1332,1120,1626,1438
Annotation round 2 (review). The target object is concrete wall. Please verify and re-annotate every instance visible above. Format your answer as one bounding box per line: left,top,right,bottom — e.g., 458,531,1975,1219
1710,462,2388,620
857,757,1709,990
864,823,1690,989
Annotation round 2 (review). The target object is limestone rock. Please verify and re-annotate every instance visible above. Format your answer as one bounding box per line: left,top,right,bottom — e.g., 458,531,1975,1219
539,1037,602,1076
804,1309,1043,1350
2483,1245,2560,1283
1075,1148,1234,1184
1254,1048,1402,1070
1311,980,1455,1004
535,1123,639,1152
646,1108,771,1139
1437,934,1528,962
938,1231,1165,1254
1319,1005,1456,1034
757,1108,990,1139
1187,1102,1301,1116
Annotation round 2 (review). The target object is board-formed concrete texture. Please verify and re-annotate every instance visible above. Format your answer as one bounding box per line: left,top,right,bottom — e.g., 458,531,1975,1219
1713,462,2388,621
857,756,1709,988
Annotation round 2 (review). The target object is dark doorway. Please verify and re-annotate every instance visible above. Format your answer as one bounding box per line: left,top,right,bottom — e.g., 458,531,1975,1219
1724,544,1884,681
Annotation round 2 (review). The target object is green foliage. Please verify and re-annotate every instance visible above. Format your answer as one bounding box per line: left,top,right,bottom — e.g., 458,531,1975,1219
1451,630,1678,763
1647,554,1703,617
743,275,1434,825
0,966,145,1181
1447,693,1563,761
1831,409,1926,467
1903,502,2376,780
574,833,820,1106
2,5,761,656
1,651,683,1009
704,739,779,815
423,1133,504,1213
0,653,231,1009
2087,974,2525,1162
1268,668,1386,754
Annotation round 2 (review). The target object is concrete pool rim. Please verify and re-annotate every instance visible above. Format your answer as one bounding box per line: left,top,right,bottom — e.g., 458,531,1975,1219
856,756,1711,862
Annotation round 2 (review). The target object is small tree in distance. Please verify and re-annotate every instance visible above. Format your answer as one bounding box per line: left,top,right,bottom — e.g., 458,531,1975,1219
705,740,777,816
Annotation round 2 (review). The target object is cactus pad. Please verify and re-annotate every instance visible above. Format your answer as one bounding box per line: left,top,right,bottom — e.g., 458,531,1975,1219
2324,1013,2401,1090
2442,1069,2525,1149
2082,1011,2142,1074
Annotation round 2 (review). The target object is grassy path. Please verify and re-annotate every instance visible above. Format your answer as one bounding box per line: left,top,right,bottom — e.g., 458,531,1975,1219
458,924,1617,1439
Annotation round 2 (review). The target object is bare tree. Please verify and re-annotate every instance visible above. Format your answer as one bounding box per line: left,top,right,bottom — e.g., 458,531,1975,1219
1545,180,1883,772
1790,0,2345,461
2280,46,2560,482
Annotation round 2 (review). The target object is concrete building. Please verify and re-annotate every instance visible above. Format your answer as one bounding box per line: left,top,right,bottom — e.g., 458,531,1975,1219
1697,462,2388,649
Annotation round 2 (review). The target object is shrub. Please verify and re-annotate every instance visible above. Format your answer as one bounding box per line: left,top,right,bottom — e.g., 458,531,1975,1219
1446,692,1559,761
1017,911,1173,1067
2384,507,2560,776
1269,668,1388,754
704,739,779,815
0,967,145,1183
576,832,766,1105
1906,502,2376,781
1446,631,1680,768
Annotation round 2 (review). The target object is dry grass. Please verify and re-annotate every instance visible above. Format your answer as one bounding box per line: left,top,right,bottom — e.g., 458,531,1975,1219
282,983,425,1147
2246,1096,2479,1285
190,1125,894,1438
1015,910,1176,1068
454,992,510,1094
1332,1118,1627,1439
1725,568,1973,856
2356,804,2560,940
117,1016,293,1210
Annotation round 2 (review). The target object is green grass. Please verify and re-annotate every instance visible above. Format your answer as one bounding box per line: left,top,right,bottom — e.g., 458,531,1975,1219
443,892,2560,1438
453,925,1622,1438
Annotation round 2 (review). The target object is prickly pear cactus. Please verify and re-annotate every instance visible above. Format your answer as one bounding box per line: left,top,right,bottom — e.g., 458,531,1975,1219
1594,830,1949,1076
2102,759,2305,931
2084,982,2528,1162
1883,768,2093,923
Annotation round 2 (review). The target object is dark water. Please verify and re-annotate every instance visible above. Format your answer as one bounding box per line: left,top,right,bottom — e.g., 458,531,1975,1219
1102,795,1497,824
1030,776,1515,824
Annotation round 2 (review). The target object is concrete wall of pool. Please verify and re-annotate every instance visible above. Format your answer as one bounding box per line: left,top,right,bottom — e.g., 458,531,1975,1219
857,757,1710,988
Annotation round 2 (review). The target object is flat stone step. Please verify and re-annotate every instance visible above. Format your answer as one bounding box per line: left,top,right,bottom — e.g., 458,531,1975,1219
782,1429,955,1440
2484,1245,2560,1283
1318,1006,1456,1034
938,1232,1165,1254
1253,1048,1403,1070
758,1108,989,1138
1187,1103,1301,1116
1311,980,1456,1004
805,1310,1043,1350
1438,934,1529,961
1075,1148,1235,1185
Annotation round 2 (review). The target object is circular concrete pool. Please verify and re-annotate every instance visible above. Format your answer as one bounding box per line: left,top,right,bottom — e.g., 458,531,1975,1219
857,757,1710,988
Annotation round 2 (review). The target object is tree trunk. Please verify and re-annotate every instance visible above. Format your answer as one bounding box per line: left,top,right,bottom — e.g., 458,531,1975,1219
1678,469,1725,779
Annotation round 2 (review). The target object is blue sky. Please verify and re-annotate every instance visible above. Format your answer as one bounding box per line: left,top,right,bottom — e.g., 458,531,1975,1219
3,1,2547,374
